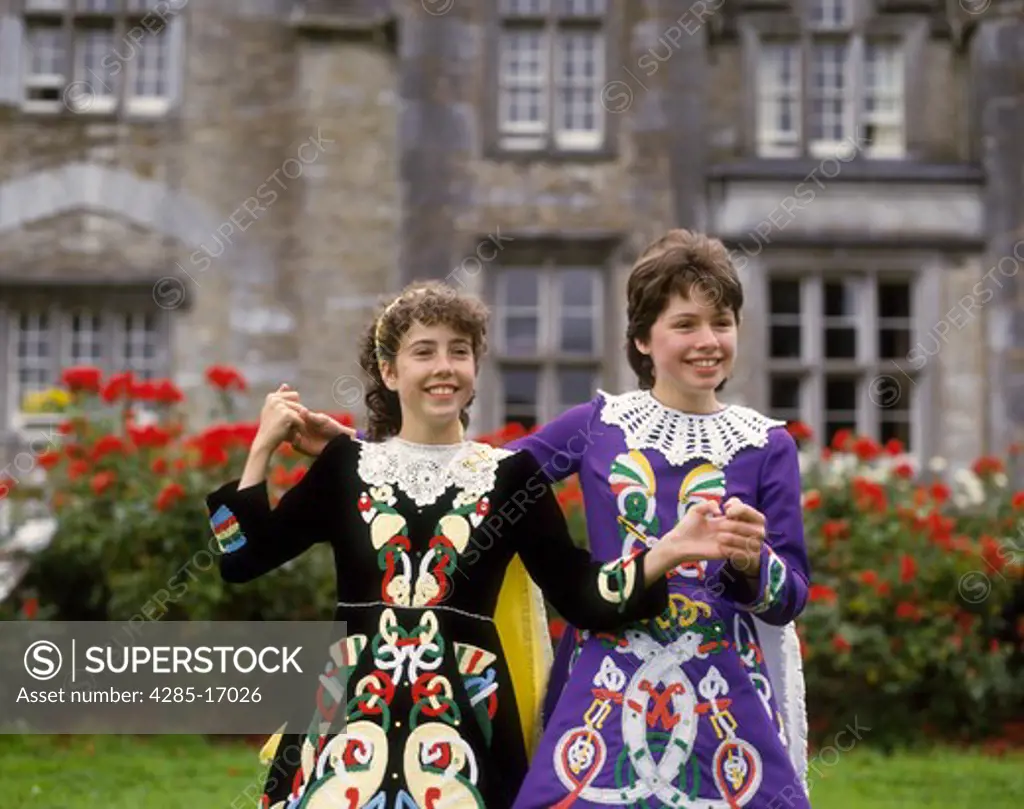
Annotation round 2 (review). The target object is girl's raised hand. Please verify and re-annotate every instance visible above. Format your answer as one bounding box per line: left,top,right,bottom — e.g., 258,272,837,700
253,384,306,454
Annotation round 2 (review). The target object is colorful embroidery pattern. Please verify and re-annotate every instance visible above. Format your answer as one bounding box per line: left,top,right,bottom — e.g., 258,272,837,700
739,547,788,616
210,504,246,553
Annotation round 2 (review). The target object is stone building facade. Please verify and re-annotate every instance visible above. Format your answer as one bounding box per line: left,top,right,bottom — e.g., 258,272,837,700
0,0,1021,480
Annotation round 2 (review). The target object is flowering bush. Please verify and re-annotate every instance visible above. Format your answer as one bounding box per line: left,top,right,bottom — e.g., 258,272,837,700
0,366,353,624
791,427,1024,748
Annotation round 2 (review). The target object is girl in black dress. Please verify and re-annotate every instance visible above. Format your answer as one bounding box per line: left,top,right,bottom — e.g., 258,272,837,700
206,281,720,809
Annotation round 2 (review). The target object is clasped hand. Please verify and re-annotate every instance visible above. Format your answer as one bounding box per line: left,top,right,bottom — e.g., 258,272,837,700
659,497,767,579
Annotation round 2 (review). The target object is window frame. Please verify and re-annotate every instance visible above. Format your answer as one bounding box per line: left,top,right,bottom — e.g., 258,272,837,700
484,0,621,161
742,0,927,161
491,262,607,429
757,260,940,457
12,0,181,118
0,289,171,434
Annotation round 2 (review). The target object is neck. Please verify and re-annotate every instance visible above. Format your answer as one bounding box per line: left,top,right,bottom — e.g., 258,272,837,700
396,419,464,445
650,380,723,415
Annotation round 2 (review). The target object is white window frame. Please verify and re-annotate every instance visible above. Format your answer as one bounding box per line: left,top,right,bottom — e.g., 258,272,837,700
765,271,923,452
497,0,607,153
753,0,906,159
17,0,177,117
493,265,606,427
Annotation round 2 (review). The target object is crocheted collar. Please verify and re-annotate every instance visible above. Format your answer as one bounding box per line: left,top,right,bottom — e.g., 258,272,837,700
597,389,784,468
357,437,514,508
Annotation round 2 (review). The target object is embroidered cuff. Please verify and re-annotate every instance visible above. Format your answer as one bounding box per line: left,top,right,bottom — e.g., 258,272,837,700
597,549,643,611
209,504,247,553
734,545,788,615
205,479,268,554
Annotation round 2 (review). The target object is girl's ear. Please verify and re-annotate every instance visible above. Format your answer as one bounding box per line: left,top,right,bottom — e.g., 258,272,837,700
380,360,399,392
633,336,652,357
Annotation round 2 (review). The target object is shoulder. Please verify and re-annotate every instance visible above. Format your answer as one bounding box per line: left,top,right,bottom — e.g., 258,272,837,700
490,444,552,487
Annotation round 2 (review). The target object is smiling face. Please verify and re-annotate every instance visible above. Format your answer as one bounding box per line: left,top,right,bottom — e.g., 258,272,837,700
380,321,476,440
634,291,738,407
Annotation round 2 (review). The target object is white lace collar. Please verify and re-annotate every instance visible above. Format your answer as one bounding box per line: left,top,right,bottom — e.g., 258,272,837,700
598,389,784,468
357,437,514,508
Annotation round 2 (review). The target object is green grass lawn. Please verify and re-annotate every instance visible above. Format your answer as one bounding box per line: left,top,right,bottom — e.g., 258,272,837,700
0,734,1021,807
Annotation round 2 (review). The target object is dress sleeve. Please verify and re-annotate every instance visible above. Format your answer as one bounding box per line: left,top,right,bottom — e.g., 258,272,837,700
502,452,669,631
715,428,810,625
205,434,349,584
504,396,603,484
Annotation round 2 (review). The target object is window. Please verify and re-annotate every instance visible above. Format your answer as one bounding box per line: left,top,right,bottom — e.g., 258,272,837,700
497,0,607,152
766,274,916,450
3,297,167,427
755,0,905,158
19,0,178,115
494,267,605,428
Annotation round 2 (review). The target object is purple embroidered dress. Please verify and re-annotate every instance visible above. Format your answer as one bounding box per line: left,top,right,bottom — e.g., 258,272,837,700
508,390,812,809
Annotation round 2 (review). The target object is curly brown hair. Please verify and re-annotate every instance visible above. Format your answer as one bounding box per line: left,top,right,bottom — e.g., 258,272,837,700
358,281,490,441
626,229,744,389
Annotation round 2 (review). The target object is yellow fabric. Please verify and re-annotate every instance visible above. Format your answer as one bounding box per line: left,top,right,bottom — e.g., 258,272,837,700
257,558,553,764
495,554,553,757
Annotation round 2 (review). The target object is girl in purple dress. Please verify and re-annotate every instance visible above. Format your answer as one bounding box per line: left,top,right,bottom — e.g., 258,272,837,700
503,229,811,809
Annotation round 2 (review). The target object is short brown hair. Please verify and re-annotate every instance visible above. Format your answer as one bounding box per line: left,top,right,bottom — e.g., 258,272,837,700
625,229,743,388
358,281,490,441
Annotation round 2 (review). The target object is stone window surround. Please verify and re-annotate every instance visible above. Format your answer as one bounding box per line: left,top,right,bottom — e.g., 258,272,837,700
0,286,171,435
478,233,622,431
482,2,624,163
0,0,184,118
738,2,932,161
740,248,944,460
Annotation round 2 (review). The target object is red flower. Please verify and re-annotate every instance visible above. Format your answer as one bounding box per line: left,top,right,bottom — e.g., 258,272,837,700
803,490,822,510
896,601,921,622
786,421,813,443
205,365,247,392
130,379,158,401
153,379,184,405
155,482,186,512
151,457,168,475
808,584,838,604
128,425,172,449
21,597,39,620
198,444,230,469
100,371,135,403
858,570,879,586
852,436,882,462
852,477,887,513
91,435,128,461
822,520,849,542
884,438,905,456
981,535,1005,573
832,634,852,653
270,465,292,488
90,471,116,495
893,462,914,480
929,483,950,505
68,460,90,481
60,366,103,394
37,451,61,470
971,456,1004,477
326,412,355,428
899,554,917,584
1011,492,1024,511
831,428,852,452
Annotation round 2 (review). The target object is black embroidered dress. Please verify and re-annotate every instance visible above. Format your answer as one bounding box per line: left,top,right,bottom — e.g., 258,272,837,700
205,435,669,809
